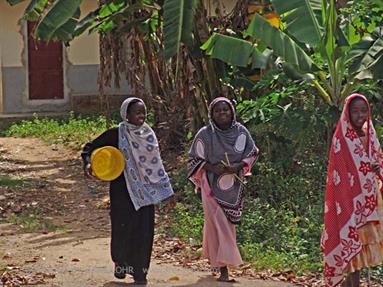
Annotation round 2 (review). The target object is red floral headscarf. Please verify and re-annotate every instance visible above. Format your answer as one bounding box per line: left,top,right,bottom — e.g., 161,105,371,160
322,93,383,286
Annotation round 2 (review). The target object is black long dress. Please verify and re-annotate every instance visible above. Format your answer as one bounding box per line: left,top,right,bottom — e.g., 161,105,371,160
81,127,154,281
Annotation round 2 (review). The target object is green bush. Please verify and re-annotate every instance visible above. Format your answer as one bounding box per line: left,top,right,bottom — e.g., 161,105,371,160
167,167,204,244
4,111,155,149
0,176,26,187
6,206,62,232
237,198,323,272
168,202,204,245
5,113,109,149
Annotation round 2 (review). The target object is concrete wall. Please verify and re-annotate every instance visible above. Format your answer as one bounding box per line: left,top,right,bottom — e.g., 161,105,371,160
205,0,237,16
0,1,25,113
0,1,131,114
66,0,100,104
0,2,25,67
0,45,3,113
67,1,100,66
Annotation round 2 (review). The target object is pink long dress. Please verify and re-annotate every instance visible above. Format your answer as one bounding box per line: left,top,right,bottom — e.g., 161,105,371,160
192,158,255,268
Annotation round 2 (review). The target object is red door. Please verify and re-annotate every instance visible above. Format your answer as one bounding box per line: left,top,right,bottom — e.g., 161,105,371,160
27,22,64,100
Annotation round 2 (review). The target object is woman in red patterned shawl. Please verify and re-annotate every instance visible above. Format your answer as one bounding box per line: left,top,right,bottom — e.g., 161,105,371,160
322,93,383,287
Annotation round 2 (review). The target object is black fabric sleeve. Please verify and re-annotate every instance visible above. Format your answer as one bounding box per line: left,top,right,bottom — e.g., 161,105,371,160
81,127,119,169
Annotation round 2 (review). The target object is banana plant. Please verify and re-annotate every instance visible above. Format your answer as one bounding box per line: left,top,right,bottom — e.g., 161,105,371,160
201,33,273,69
6,0,82,42
202,0,383,108
6,0,137,42
163,0,197,60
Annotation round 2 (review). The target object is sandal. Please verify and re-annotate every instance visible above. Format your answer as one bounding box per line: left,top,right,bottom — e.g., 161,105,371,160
133,279,147,285
114,264,126,279
217,277,236,283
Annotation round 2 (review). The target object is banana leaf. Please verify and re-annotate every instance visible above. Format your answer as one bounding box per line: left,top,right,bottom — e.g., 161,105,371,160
23,0,48,21
34,0,82,41
349,28,383,80
272,0,322,46
246,14,318,73
163,0,197,60
201,33,270,69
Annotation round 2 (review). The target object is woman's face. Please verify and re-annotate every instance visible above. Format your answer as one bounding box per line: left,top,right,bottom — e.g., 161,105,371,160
127,101,146,126
212,101,233,129
349,98,368,130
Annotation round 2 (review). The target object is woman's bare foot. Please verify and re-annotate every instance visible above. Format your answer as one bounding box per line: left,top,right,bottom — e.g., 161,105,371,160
217,266,236,282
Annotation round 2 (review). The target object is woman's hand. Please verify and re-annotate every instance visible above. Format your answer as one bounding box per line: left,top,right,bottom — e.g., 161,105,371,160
225,162,245,174
205,162,226,176
84,163,94,178
205,161,245,175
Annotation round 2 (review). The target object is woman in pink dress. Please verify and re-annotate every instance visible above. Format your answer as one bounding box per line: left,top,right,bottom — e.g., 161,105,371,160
322,94,383,287
188,97,259,282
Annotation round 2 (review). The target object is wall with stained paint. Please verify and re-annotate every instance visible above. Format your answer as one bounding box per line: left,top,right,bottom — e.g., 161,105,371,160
0,45,3,112
67,1,100,65
0,1,131,114
205,0,237,16
0,1,26,113
0,1,25,67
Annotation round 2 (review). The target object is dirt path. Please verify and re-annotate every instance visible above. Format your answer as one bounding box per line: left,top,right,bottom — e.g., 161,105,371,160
0,137,293,287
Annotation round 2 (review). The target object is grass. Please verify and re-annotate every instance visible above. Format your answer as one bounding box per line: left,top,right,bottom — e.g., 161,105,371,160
368,265,383,285
239,243,321,274
4,112,111,149
3,110,154,150
167,202,204,245
6,207,63,233
0,176,26,187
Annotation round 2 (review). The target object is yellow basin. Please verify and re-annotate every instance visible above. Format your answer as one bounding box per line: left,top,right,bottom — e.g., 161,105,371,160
91,146,125,181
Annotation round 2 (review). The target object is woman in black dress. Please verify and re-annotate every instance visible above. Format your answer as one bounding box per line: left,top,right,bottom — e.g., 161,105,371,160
82,97,174,285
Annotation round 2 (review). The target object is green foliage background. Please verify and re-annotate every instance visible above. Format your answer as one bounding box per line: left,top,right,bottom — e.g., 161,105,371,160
167,72,383,283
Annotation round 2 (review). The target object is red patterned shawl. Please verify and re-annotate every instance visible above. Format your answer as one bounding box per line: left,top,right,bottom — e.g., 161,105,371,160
322,93,383,286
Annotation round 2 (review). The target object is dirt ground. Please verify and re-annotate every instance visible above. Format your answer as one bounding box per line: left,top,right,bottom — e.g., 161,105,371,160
0,137,293,287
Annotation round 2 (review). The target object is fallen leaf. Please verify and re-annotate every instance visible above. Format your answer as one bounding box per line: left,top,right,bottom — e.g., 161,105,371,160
286,271,296,281
36,272,56,279
240,263,251,270
168,275,180,281
6,264,20,270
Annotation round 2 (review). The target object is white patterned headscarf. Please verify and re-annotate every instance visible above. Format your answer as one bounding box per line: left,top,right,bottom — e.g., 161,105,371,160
118,97,174,210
